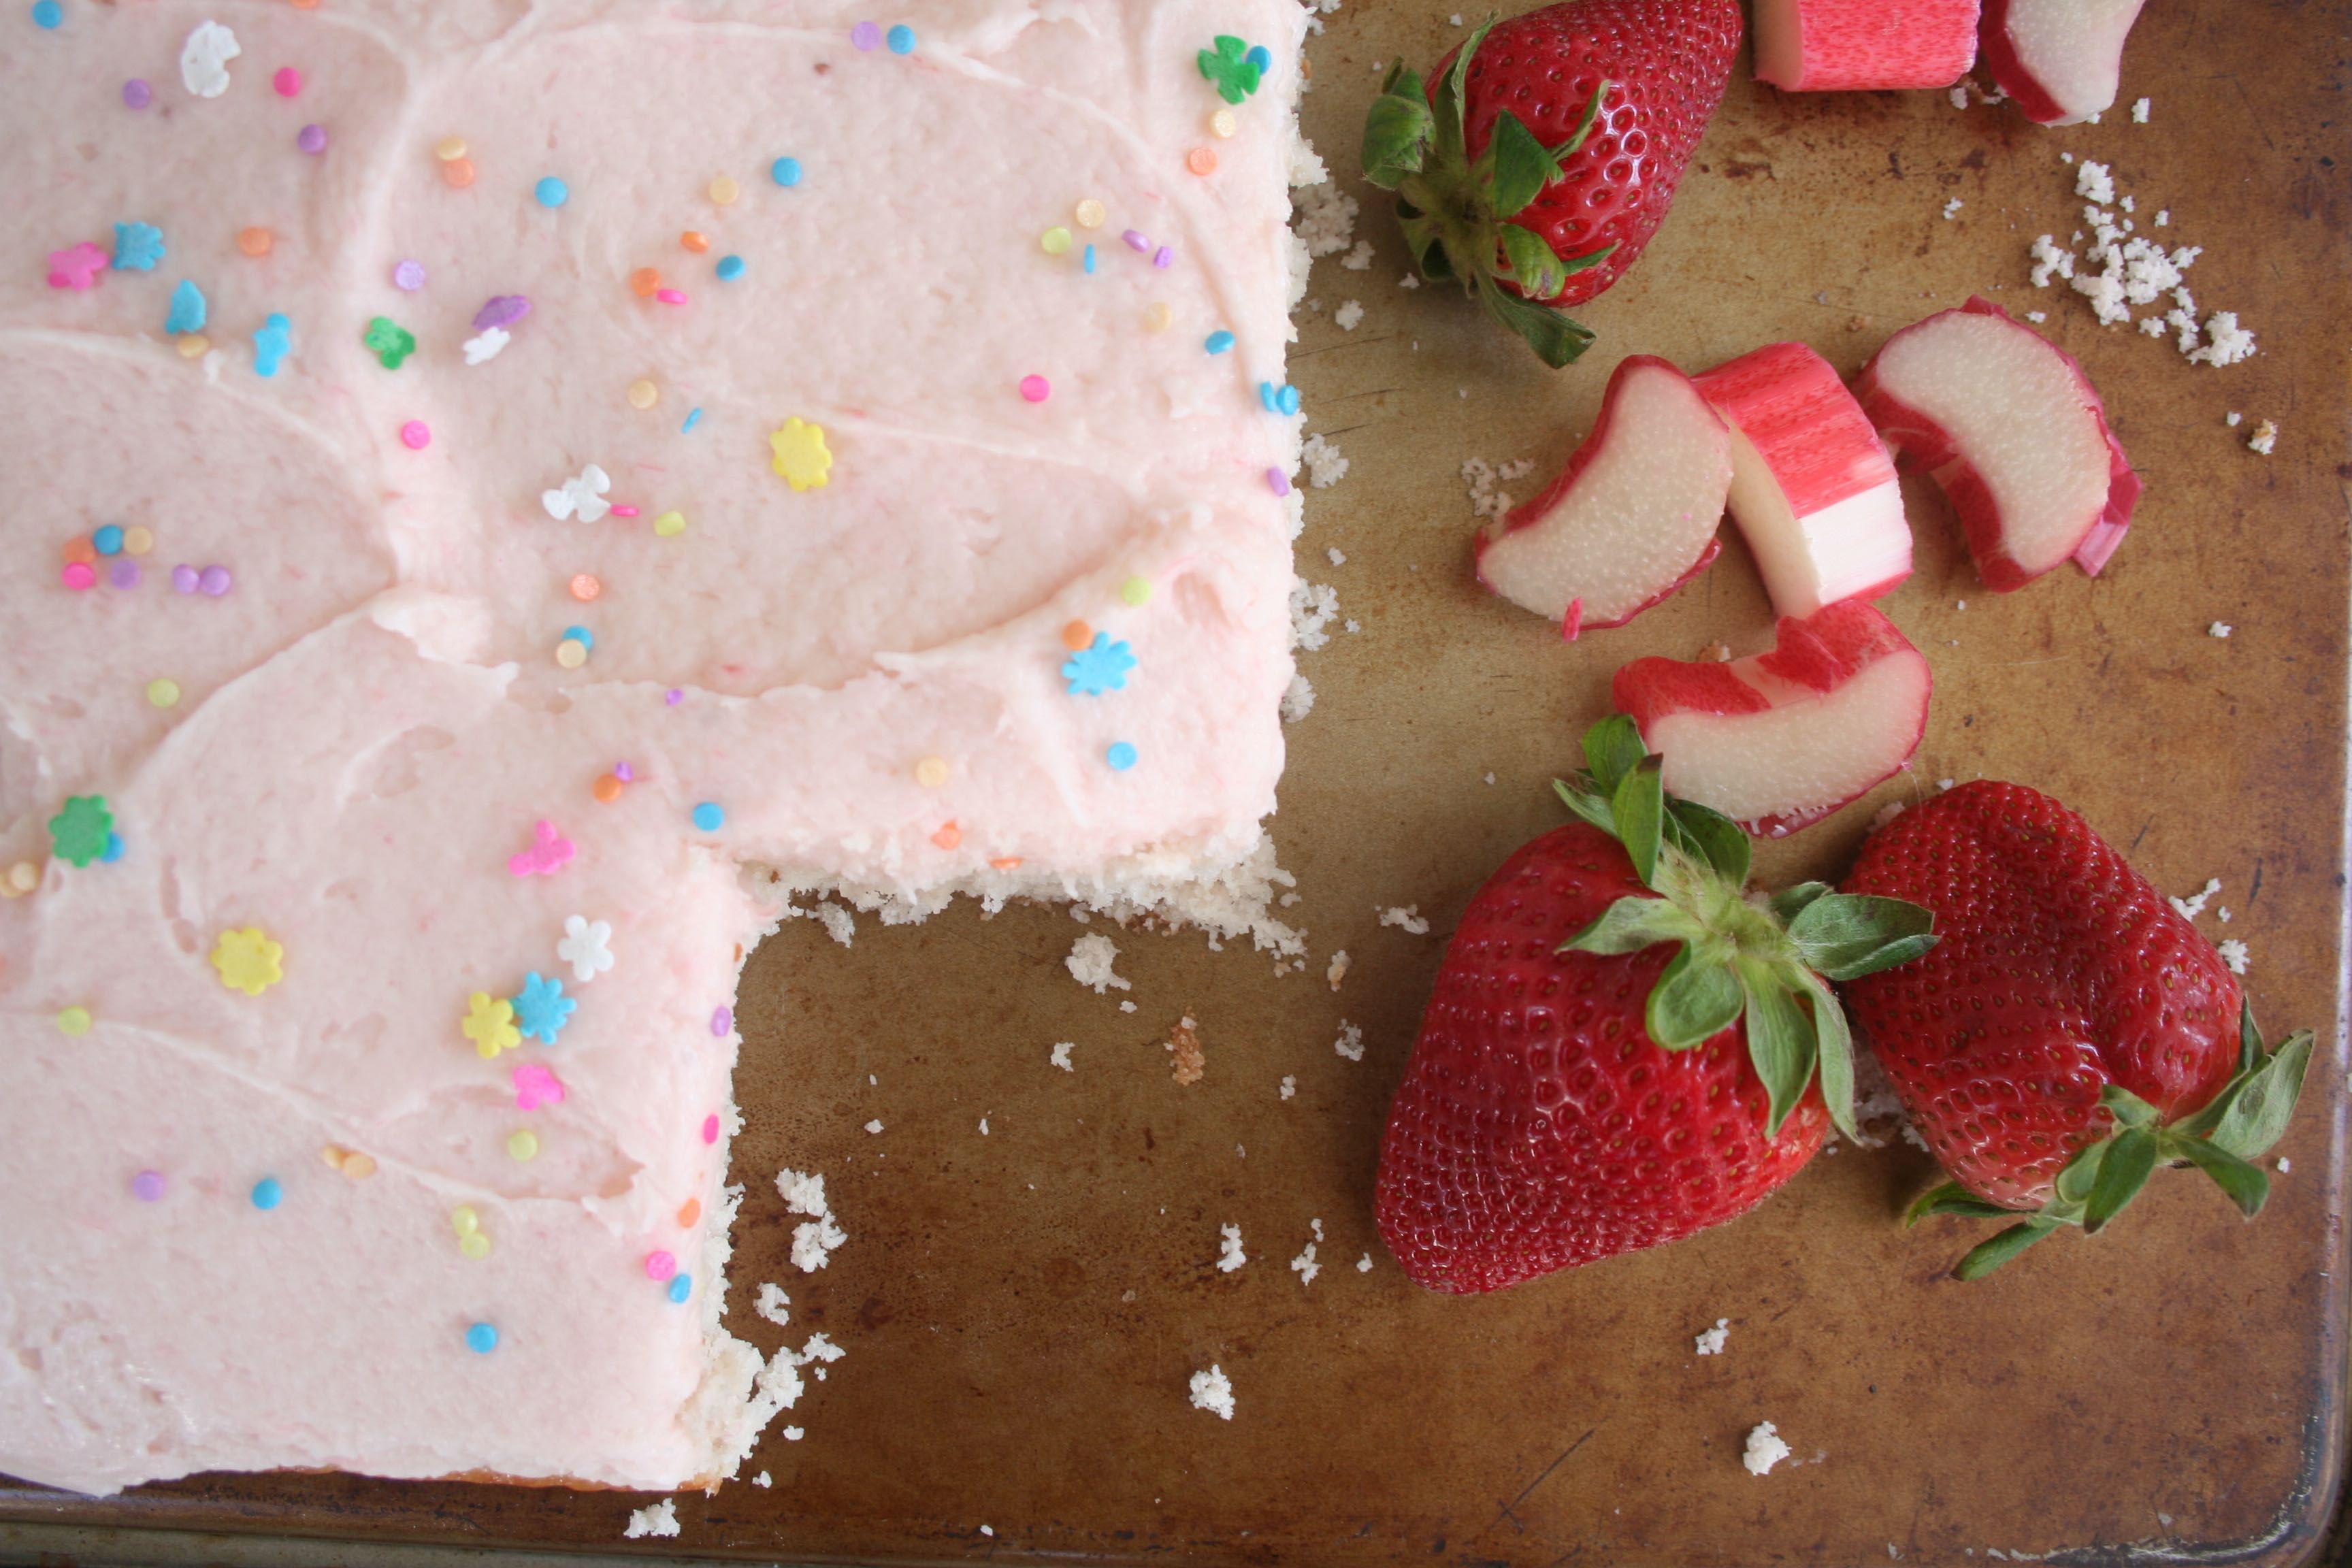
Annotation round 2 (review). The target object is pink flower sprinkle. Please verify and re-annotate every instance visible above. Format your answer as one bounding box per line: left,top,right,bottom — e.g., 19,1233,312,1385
1018,374,1050,404
399,420,431,450
46,242,108,291
644,1250,678,1281
507,818,576,877
656,288,687,304
702,1114,721,1145
512,1061,566,1111
61,561,97,591
273,67,302,97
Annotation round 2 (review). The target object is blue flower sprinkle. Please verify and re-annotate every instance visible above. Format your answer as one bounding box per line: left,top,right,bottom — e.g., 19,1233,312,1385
165,278,206,334
252,313,293,378
715,254,745,281
466,1322,499,1354
534,176,569,209
885,22,915,52
511,971,576,1045
1205,329,1235,355
770,157,802,187
1062,632,1137,696
112,221,165,272
1106,742,1139,772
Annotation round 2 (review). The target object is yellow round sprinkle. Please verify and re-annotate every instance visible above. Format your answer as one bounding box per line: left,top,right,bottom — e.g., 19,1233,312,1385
555,638,588,670
320,1145,349,1171
915,755,950,789
146,678,181,708
708,174,740,206
1121,576,1152,606
459,1231,493,1259
122,526,153,556
1144,302,1172,333
1073,198,1107,229
434,135,467,162
451,1205,480,1235
6,862,39,894
56,1006,92,1037
653,510,687,538
176,334,210,359
1210,108,1238,139
508,1130,540,1162
627,378,659,409
1040,226,1073,255
340,1152,377,1181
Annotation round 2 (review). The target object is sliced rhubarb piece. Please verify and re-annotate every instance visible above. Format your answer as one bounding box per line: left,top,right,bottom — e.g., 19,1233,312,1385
1855,296,2138,591
1475,355,1731,635
1754,0,1982,91
1612,600,1931,838
1981,0,2148,126
1692,342,1912,621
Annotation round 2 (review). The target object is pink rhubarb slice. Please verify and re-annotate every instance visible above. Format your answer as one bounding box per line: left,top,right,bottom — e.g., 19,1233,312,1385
1755,0,1982,91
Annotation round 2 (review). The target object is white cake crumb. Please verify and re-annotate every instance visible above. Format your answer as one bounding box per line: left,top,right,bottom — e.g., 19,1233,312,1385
1290,578,1341,650
1942,197,1964,220
2075,161,2116,206
1120,999,1137,1013
624,1500,681,1539
2219,907,2234,923
1189,1365,1236,1420
1218,1223,1247,1273
2025,310,2047,323
1333,1020,1365,1062
1938,779,1956,791
1302,432,1350,488
2247,419,2278,455
2061,151,2075,163
1293,180,1360,260
1340,242,1373,272
2219,938,2249,975
2028,234,2075,288
1291,1218,1324,1285
1484,772,1497,785
2226,410,2243,427
1049,1041,1075,1071
1949,85,1970,109
1695,1318,1730,1356
1066,932,1131,994
1326,546,1348,566
2132,97,2151,122
1280,1074,1296,1100
1281,672,1317,723
1344,619,1361,634
977,1117,989,1135
2190,311,2256,366
2170,878,2221,920
1334,298,1365,330
814,900,855,947
1868,801,1906,832
755,1281,792,1328
753,1471,771,1488
1326,949,1350,990
1379,904,1431,935
2210,622,2233,638
864,1118,884,1134
1356,1253,1373,1273
1399,272,1420,289
777,1169,849,1272
1462,456,1537,522
1743,1422,1792,1477
783,1426,804,1441
981,1526,994,1537
2278,1157,2292,1173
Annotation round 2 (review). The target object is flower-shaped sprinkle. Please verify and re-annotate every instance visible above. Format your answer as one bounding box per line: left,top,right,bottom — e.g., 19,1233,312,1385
48,795,113,867
769,419,832,491
557,915,615,983
512,971,575,1045
46,242,108,291
463,992,521,1058
462,327,510,365
252,313,293,377
179,19,240,98
362,315,416,370
1062,632,1137,696
165,279,207,335
211,927,284,996
112,222,166,272
1196,35,1265,104
513,1060,566,1111
508,818,575,877
541,464,612,523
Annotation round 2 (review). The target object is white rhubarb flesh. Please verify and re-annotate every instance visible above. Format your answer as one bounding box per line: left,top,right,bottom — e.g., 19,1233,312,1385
1476,355,1731,634
1613,601,1930,838
1693,342,1911,621
1857,297,2138,591
1981,0,2148,125
1755,0,1982,91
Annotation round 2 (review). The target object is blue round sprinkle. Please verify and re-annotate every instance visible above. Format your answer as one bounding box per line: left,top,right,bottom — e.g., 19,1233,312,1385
534,176,569,209
715,255,746,281
1245,44,1272,72
250,1176,282,1210
92,524,123,557
1277,385,1301,416
1205,330,1235,355
561,625,593,650
1258,382,1277,412
466,1322,498,1354
99,832,125,864
885,22,915,53
691,802,725,832
770,157,802,187
31,1,63,29
1083,244,1097,275
1106,742,1138,772
667,1273,693,1304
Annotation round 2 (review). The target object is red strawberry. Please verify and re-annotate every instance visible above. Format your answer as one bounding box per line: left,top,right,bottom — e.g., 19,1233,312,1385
1361,0,1743,365
1841,781,2313,1277
1375,718,1936,1292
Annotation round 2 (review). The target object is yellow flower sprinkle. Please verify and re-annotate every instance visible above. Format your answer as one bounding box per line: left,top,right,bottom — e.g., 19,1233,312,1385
1040,226,1072,255
1073,198,1107,229
653,510,687,538
708,174,740,206
146,678,180,708
627,378,659,409
915,755,949,789
210,927,284,997
769,418,833,491
508,1130,540,1162
463,992,521,1059
55,1006,91,1036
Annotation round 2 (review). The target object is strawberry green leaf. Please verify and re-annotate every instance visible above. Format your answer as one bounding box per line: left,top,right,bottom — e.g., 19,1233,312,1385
1906,1182,2019,1224
1433,16,1493,166
2168,1133,2270,1218
2053,1140,2107,1206
1379,60,1424,99
1768,882,1834,925
1554,240,1619,278
2209,1030,2313,1160
1487,110,1554,221
1798,970,1858,1143
1551,778,1616,838
1563,894,1704,958
1648,946,1744,1052
1667,800,1750,887
1582,715,1648,797
1362,91,1436,189
2099,1083,2159,1130
1548,79,1611,165
1472,275,1595,368
1953,1218,2059,1280
1612,757,1665,889
2240,998,2263,1075
1740,963,1817,1139
1497,222,1568,304
2082,1126,2158,1233
1786,895,1938,981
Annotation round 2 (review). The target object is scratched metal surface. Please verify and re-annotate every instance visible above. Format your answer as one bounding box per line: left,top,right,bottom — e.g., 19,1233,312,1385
5,3,2351,1565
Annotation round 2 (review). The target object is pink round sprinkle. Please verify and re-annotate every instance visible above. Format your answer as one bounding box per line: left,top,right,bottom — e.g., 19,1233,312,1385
613,762,634,783
399,420,431,450
701,1114,721,1145
131,1171,165,1203
655,287,687,304
665,688,684,706
1267,468,1292,497
391,259,425,291
1018,374,1050,404
1122,229,1150,252
171,564,199,594
273,67,302,97
61,561,96,591
710,1005,732,1037
610,505,639,519
851,20,882,49
644,1250,678,1282
1154,245,1176,270
122,79,151,109
109,561,140,589
296,123,328,155
198,565,232,597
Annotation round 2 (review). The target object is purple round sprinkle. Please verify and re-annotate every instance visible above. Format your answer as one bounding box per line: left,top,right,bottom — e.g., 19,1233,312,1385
710,1006,733,1038
109,561,140,590
391,259,426,291
122,79,151,109
296,123,328,155
613,762,634,783
131,1171,166,1203
1267,468,1292,497
472,295,531,331
851,20,881,49
197,565,232,597
665,688,684,706
171,564,199,594
1154,246,1176,270
1122,229,1150,252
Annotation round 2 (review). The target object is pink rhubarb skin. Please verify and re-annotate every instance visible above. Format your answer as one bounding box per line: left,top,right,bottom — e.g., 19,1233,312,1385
1754,0,1982,91
1613,600,1931,837
1979,0,2149,126
1855,297,2138,591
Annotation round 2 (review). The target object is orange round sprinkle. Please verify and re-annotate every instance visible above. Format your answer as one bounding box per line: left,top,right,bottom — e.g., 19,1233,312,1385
592,774,623,804
63,537,97,566
1186,146,1218,176
569,574,602,602
677,1198,702,1228
1061,619,1093,651
290,0,320,10
988,856,1024,871
236,227,274,257
629,267,661,297
441,156,476,189
681,231,710,253
932,821,962,851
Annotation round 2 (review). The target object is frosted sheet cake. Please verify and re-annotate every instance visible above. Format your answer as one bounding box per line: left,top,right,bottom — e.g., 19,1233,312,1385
0,0,1312,1494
